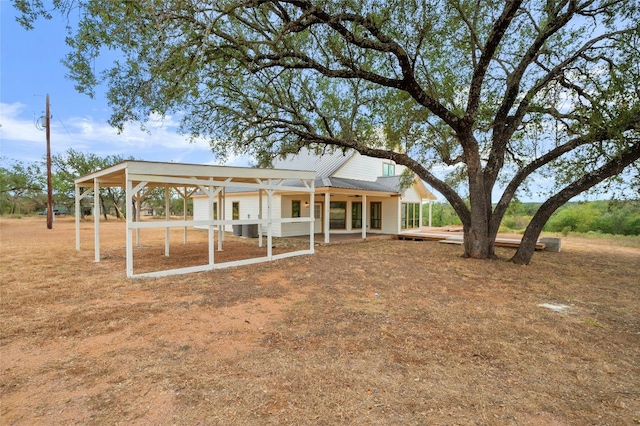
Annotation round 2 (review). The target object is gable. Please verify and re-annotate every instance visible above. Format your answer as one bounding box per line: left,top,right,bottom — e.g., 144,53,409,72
272,147,354,178
332,151,405,182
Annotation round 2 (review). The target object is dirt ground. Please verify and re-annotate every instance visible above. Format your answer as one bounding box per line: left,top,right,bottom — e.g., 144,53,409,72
1,216,639,425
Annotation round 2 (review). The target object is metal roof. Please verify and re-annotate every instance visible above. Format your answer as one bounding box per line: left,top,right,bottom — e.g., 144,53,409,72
317,177,399,193
272,147,355,178
223,176,398,195
75,160,315,188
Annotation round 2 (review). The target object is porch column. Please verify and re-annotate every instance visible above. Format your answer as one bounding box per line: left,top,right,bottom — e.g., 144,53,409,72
217,187,223,251
135,193,141,247
221,187,226,242
164,186,170,257
258,189,263,248
125,171,134,278
93,178,100,262
362,194,367,240
75,184,80,251
324,192,330,244
309,184,315,251
209,187,215,266
183,186,188,244
428,199,433,227
267,184,273,259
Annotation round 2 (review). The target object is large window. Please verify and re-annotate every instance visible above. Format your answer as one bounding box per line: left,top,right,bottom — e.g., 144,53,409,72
292,200,301,218
383,163,395,176
352,202,362,229
232,202,240,220
329,202,346,229
370,202,382,229
401,203,421,229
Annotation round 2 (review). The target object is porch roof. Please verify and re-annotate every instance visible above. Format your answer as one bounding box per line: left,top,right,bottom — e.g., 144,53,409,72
74,160,315,188
222,176,401,195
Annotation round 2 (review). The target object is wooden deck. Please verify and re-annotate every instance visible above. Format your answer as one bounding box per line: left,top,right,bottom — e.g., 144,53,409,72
398,231,546,250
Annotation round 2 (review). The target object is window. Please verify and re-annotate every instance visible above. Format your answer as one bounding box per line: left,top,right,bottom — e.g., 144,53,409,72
383,163,395,176
232,202,240,220
352,202,362,229
292,200,301,218
213,202,217,219
401,203,421,229
370,202,382,229
329,202,346,229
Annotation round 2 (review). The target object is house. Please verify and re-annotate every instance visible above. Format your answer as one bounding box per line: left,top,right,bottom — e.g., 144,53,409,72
193,148,436,243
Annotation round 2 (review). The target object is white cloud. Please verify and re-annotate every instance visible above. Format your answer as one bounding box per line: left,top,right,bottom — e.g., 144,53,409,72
0,102,237,165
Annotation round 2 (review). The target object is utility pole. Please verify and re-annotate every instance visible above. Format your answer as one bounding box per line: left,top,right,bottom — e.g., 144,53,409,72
46,94,53,229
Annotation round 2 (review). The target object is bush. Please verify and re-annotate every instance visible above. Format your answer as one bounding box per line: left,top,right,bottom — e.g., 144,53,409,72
545,200,640,236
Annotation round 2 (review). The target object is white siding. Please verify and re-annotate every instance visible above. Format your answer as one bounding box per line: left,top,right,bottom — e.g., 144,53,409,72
400,183,424,204
333,152,408,181
380,198,400,234
280,194,313,237
268,194,283,237
194,192,286,236
224,192,281,235
192,195,215,230
193,196,212,222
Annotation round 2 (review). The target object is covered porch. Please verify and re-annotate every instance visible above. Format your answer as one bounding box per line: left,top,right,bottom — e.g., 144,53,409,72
74,161,316,278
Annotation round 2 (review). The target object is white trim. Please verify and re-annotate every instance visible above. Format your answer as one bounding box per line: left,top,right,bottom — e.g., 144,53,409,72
94,178,100,262
125,170,134,277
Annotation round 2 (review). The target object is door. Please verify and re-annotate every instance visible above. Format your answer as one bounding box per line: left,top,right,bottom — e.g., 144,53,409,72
314,202,323,233
370,201,382,230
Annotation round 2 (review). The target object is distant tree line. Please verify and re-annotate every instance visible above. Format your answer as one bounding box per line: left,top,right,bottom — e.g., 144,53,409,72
0,151,192,218
425,200,640,236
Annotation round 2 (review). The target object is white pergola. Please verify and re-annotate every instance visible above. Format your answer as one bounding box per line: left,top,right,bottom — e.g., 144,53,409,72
74,161,316,278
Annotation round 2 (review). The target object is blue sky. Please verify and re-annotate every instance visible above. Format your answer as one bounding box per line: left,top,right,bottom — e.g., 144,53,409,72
0,1,233,167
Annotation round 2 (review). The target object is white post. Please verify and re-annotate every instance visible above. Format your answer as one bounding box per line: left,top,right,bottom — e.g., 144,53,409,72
183,186,188,244
125,171,134,278
428,199,433,228
75,184,81,251
93,178,100,262
309,182,315,252
221,187,226,242
135,193,141,247
217,186,223,251
362,194,367,240
324,192,330,244
209,187,215,267
165,186,170,257
267,184,273,259
258,189,263,248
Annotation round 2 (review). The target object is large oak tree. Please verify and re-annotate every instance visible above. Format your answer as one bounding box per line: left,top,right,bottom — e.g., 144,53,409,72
15,0,640,263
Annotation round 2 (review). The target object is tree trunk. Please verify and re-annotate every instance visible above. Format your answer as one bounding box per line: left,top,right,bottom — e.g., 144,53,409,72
463,214,492,258
463,148,492,259
511,200,559,264
512,142,640,264
132,199,137,221
100,195,109,220
113,202,124,219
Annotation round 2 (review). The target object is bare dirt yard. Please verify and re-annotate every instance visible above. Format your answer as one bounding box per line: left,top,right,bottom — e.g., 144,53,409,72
1,216,639,425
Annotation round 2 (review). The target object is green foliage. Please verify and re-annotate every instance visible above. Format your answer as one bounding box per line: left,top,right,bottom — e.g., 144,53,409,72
544,200,640,236
51,148,132,217
425,202,462,227
0,158,45,215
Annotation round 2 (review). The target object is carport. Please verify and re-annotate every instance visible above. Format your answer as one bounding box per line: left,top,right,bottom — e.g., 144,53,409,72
74,161,316,278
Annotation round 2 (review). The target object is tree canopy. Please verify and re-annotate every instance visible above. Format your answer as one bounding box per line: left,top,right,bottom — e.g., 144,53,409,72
15,0,640,263
0,158,45,215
